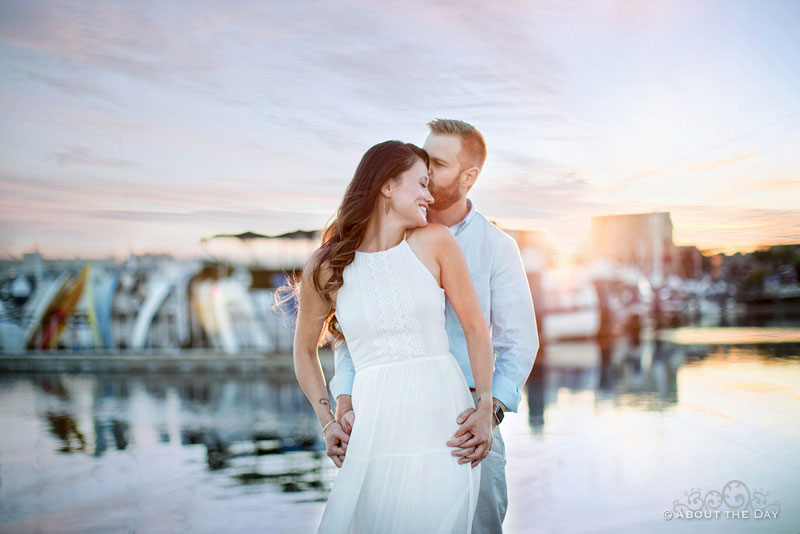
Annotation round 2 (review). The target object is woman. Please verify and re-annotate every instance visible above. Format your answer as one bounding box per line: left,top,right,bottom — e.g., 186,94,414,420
292,140,494,533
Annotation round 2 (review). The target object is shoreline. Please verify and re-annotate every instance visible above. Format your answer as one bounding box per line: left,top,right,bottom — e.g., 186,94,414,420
0,348,333,374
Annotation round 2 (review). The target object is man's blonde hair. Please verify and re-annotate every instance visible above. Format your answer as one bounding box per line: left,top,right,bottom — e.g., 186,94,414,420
427,118,487,171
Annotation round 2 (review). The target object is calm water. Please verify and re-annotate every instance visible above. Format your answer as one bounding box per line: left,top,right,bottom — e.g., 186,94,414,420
1,328,799,533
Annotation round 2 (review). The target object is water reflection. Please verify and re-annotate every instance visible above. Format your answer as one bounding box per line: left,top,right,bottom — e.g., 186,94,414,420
2,371,329,500
45,412,87,453
526,336,686,433
1,328,799,532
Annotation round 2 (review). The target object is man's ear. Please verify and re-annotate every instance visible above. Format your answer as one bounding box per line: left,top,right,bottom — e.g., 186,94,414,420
460,167,479,189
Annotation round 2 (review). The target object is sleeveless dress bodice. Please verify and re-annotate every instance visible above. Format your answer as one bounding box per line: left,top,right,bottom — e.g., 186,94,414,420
335,239,450,371
318,235,480,534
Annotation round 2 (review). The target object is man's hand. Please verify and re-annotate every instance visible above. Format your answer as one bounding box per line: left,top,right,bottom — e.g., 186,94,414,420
335,395,355,435
456,398,506,429
448,398,505,466
323,422,349,468
446,403,493,468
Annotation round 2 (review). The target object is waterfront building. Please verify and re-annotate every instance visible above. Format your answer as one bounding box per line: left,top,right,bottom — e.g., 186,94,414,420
588,212,680,287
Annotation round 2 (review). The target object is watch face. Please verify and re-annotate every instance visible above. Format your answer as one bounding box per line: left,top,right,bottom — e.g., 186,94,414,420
493,405,504,424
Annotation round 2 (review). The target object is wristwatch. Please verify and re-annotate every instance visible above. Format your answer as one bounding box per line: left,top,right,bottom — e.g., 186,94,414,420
492,404,504,425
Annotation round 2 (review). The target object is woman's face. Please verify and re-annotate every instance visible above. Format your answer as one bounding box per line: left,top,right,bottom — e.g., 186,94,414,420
389,158,434,227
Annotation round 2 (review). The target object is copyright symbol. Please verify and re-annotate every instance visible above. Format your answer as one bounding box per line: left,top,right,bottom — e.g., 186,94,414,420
663,510,673,521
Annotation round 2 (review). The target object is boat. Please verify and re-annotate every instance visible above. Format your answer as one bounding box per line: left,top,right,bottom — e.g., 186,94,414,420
540,266,601,341
40,265,91,349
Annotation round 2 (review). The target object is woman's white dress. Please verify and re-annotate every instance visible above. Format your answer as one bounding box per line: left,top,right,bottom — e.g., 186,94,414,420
318,236,480,533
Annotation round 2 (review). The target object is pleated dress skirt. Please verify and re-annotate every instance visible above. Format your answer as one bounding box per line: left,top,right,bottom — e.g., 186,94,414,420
318,354,480,534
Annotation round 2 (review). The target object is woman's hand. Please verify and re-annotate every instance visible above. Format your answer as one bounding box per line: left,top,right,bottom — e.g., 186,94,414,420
339,409,355,435
446,402,493,468
323,421,349,468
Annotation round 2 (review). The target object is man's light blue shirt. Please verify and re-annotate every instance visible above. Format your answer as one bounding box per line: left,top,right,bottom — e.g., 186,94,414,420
328,199,539,412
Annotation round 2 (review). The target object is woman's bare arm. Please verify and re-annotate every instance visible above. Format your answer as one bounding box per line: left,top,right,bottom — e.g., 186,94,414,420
293,251,349,466
428,224,494,464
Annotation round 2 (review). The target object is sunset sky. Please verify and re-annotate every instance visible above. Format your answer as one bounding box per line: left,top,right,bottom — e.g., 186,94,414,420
1,0,798,260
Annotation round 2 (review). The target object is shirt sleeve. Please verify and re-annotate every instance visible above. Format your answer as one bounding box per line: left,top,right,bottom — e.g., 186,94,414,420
329,338,355,399
489,233,540,412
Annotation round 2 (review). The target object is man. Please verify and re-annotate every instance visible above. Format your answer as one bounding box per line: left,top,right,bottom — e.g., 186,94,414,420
327,119,539,532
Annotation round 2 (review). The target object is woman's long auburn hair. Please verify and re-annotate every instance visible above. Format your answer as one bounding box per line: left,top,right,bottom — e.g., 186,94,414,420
306,140,429,348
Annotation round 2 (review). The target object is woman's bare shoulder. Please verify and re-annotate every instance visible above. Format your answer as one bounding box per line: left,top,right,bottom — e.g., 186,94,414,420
408,223,452,243
302,247,332,287
407,224,458,259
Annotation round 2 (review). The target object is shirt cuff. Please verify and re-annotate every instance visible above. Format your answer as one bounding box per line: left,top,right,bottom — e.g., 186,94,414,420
492,372,521,413
329,371,355,400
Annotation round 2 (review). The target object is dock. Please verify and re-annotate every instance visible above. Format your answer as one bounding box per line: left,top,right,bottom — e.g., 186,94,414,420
0,349,334,375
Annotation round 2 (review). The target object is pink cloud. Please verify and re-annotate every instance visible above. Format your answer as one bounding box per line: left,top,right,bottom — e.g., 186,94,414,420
736,177,800,191
684,150,758,171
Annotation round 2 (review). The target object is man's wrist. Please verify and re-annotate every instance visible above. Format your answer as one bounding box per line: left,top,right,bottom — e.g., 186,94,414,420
492,398,506,426
335,395,353,416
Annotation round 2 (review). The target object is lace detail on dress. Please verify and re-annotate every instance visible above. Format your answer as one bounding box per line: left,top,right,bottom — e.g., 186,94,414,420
356,243,427,366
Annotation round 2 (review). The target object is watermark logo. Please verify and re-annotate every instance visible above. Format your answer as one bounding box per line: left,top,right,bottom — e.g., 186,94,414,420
663,480,781,521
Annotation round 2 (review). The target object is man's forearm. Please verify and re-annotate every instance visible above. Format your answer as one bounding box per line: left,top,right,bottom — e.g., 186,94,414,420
335,394,353,419
487,233,540,413
331,342,356,400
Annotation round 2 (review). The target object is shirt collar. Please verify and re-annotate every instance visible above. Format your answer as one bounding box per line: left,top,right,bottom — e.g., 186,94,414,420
449,198,476,236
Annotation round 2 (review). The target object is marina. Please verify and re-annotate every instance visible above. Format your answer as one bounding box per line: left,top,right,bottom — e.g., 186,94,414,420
5,213,798,363
1,213,798,533
0,349,314,375
2,1,799,531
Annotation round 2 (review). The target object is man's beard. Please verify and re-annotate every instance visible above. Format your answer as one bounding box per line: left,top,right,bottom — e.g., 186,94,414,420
429,174,462,211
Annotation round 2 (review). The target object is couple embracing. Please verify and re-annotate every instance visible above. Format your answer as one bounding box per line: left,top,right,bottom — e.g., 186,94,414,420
293,119,539,533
